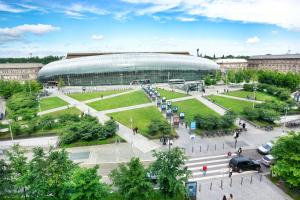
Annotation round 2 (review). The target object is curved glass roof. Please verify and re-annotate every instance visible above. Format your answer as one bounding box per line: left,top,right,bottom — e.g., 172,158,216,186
38,53,219,77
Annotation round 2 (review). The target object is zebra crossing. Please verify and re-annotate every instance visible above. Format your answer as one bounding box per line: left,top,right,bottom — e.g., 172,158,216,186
186,153,257,182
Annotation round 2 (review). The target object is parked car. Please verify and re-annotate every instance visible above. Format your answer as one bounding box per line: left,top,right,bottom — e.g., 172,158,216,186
258,142,273,155
229,156,261,173
261,154,275,167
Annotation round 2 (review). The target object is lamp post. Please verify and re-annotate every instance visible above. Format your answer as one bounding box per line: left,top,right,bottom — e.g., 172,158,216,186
283,106,289,133
253,85,257,108
37,95,41,113
7,119,14,142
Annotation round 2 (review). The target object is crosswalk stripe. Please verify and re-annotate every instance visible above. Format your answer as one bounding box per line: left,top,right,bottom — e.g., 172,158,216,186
188,163,228,171
192,168,228,176
188,171,257,181
188,154,237,162
185,158,230,167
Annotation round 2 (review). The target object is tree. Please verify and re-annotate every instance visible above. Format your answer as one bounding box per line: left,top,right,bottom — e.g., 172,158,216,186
6,144,28,198
151,147,190,198
148,119,171,136
0,159,13,199
69,166,109,200
58,78,65,89
110,158,153,200
271,132,300,188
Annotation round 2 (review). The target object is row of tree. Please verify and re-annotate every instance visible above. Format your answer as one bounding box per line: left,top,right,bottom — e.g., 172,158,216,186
0,80,41,99
0,145,189,200
0,56,62,65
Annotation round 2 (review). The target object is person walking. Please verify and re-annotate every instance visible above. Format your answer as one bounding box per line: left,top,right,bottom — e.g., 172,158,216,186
229,194,234,200
237,147,242,156
229,167,233,178
202,165,207,176
223,195,227,200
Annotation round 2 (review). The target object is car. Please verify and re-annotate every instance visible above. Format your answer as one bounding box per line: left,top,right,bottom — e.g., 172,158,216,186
229,156,261,173
147,171,157,184
261,154,275,167
258,142,273,155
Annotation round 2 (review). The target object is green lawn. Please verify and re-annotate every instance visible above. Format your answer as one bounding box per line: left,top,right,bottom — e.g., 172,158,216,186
108,106,168,138
207,95,256,114
157,88,187,99
88,90,150,111
44,107,82,118
67,89,130,101
40,97,68,111
226,90,278,101
172,99,219,123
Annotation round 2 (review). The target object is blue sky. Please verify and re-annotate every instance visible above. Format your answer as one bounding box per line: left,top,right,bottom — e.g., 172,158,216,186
0,0,300,57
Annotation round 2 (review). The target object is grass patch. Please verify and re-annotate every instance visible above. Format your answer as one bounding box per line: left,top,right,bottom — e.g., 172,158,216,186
61,135,125,148
207,95,256,114
172,99,219,124
226,90,278,101
44,107,82,118
67,89,130,101
40,97,68,111
157,88,187,99
108,106,169,139
88,90,150,111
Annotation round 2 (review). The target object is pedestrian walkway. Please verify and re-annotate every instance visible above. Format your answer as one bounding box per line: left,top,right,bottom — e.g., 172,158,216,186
186,153,257,182
192,94,226,115
215,94,263,103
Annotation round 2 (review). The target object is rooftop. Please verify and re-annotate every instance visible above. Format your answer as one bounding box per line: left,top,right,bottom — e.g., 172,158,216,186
249,54,300,60
0,63,43,69
66,51,191,59
216,58,247,63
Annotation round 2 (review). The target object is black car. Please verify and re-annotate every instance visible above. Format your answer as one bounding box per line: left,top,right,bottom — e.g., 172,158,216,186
229,156,261,173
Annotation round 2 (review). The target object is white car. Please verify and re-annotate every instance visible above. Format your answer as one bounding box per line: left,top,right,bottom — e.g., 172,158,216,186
261,155,275,167
258,142,273,155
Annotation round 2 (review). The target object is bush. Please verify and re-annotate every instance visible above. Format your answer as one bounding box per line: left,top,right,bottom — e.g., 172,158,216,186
148,119,172,136
243,84,254,91
243,108,259,120
38,116,56,130
258,109,280,123
10,122,21,136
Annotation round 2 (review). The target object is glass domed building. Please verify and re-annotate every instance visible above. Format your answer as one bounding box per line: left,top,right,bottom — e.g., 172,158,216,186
38,52,219,86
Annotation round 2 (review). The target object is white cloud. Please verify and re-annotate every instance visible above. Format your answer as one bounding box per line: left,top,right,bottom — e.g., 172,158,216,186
0,24,60,44
0,1,26,13
91,34,104,40
176,17,197,22
122,0,300,31
65,3,108,18
246,36,260,44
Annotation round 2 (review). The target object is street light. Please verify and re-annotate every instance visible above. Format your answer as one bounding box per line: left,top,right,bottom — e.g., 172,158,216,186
253,84,258,108
37,95,41,113
283,106,289,133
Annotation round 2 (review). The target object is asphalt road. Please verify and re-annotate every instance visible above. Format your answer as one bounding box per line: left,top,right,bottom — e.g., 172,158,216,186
241,149,270,173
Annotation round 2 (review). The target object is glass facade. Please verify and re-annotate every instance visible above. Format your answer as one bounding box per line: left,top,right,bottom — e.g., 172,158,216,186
38,53,219,86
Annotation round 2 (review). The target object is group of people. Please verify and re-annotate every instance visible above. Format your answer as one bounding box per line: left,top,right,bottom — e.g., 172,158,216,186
223,194,234,200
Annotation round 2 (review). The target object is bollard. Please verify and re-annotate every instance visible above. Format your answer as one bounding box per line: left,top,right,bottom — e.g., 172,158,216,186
220,180,223,190
250,176,253,184
200,145,202,152
241,177,243,185
199,184,201,192
192,146,194,153
210,182,212,190
215,144,217,151
223,143,224,149
230,178,232,187
260,174,262,182
207,145,209,151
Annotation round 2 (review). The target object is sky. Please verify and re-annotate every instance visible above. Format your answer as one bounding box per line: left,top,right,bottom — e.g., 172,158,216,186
0,0,300,57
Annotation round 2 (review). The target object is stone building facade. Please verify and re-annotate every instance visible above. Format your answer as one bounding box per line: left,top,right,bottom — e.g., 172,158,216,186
247,54,300,72
215,59,248,72
0,63,43,81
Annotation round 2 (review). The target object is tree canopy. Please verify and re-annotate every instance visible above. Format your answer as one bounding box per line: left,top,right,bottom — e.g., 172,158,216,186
271,132,300,188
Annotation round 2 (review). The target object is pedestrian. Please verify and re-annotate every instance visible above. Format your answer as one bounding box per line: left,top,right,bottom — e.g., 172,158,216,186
223,195,227,200
217,90,219,94
135,127,138,134
227,89,229,93
224,88,226,93
242,122,246,130
229,167,233,178
185,122,188,128
229,194,234,200
237,147,242,156
202,165,207,176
